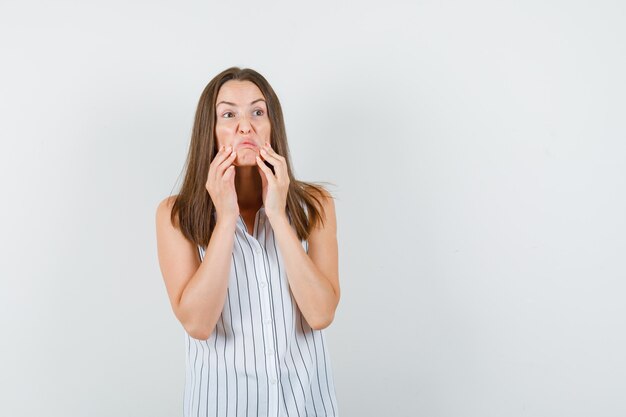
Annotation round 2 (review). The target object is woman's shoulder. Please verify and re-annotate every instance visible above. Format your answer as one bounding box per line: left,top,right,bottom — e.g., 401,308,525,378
156,194,178,216
158,194,178,208
156,194,180,228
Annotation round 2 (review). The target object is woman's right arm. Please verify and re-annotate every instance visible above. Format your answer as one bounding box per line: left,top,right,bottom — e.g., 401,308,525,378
156,145,239,340
156,198,236,340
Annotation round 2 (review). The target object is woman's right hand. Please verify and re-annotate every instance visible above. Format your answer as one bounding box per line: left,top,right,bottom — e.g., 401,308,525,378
206,145,239,224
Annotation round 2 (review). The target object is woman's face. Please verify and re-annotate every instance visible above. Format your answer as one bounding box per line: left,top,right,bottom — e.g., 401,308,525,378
215,80,271,166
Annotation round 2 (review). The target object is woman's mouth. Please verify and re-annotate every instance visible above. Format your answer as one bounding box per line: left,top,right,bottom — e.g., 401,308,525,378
238,141,257,149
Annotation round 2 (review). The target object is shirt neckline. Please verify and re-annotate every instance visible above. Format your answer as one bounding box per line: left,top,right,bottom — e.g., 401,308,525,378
237,206,265,238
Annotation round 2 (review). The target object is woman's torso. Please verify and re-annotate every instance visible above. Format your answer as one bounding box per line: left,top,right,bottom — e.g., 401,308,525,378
183,206,339,417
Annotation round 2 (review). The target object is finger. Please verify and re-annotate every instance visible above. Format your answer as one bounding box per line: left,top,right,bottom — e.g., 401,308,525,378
208,145,228,179
256,158,268,186
217,150,237,179
259,146,285,180
215,152,237,181
261,143,285,164
224,165,236,182
259,144,281,162
256,154,275,183
211,147,236,181
210,146,233,170
211,145,230,163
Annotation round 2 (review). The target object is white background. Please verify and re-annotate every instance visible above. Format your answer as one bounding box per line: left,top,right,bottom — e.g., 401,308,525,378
1,0,625,416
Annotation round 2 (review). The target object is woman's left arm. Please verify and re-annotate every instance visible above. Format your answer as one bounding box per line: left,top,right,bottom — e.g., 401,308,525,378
268,194,340,330
256,143,340,330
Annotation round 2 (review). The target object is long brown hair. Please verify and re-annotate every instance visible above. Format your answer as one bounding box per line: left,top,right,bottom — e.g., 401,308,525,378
170,66,334,248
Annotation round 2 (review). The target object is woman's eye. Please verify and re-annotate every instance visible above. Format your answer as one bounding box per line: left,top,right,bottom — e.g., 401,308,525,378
253,109,264,116
222,111,234,118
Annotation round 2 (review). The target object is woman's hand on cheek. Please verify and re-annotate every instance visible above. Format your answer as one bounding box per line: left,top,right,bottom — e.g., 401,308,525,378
256,142,289,222
206,145,239,224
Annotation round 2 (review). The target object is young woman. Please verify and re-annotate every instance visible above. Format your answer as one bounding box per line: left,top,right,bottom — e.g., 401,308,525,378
155,67,340,417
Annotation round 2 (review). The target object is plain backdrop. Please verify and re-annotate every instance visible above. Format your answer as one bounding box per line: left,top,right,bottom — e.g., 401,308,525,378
1,0,625,416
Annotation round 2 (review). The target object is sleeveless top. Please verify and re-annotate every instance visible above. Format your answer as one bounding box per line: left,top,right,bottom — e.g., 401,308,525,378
183,206,339,417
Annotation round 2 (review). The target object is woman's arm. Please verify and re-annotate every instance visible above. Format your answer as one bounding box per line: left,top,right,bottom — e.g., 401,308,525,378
155,196,237,340
268,191,340,330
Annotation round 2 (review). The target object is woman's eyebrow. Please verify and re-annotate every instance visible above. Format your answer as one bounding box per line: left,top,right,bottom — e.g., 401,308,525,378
216,98,266,107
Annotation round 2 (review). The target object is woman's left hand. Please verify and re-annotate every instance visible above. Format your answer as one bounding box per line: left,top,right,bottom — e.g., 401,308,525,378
256,142,290,221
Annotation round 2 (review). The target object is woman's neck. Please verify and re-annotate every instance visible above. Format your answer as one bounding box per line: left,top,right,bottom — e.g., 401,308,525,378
234,166,263,211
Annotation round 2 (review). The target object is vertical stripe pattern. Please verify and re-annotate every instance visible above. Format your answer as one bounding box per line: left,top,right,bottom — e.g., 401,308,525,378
183,206,339,417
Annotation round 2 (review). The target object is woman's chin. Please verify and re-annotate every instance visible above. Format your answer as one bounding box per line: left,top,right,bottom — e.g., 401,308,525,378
234,152,259,167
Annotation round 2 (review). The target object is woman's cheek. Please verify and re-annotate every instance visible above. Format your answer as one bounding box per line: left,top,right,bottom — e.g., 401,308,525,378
214,128,230,148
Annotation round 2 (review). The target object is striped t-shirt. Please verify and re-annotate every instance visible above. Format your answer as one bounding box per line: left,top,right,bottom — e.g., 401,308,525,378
183,206,339,417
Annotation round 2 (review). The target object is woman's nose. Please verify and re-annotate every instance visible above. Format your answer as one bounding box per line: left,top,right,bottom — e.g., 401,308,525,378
238,118,252,134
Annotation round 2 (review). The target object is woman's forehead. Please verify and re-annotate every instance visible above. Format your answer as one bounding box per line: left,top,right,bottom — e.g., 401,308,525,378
216,80,264,103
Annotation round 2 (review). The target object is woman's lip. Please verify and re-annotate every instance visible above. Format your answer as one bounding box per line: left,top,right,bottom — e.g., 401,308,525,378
238,142,257,148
